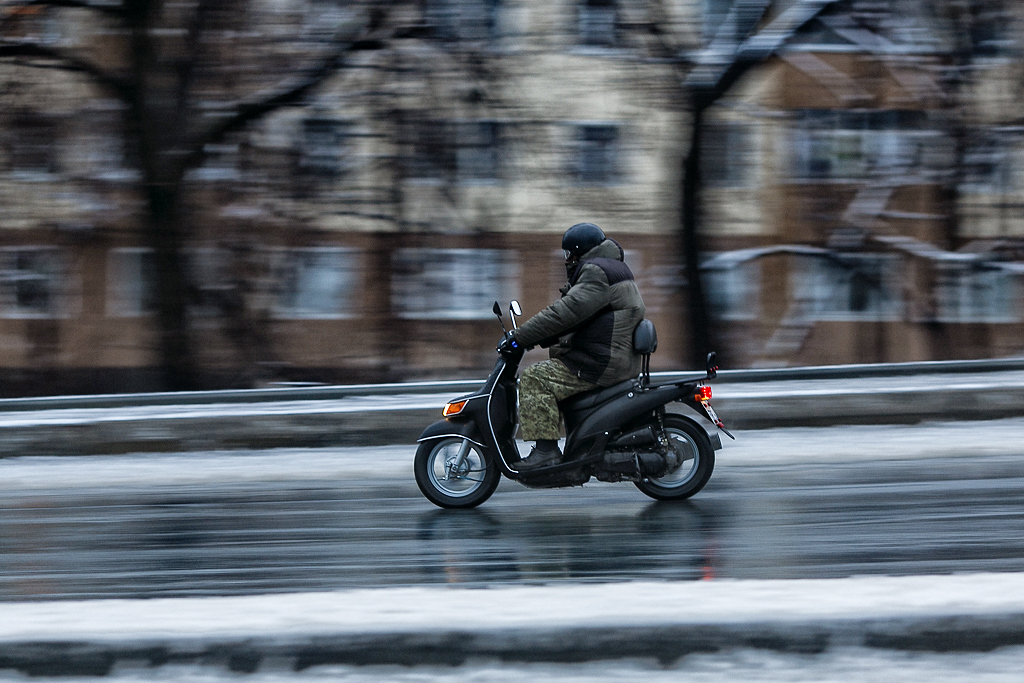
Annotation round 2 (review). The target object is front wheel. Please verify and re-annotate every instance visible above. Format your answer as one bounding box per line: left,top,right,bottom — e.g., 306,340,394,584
415,437,500,509
635,414,715,501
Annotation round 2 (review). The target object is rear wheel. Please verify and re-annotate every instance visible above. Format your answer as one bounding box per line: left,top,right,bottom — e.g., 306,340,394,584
415,437,500,509
634,414,715,501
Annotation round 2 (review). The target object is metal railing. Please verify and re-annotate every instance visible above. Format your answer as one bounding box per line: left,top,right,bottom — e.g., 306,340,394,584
0,357,1022,413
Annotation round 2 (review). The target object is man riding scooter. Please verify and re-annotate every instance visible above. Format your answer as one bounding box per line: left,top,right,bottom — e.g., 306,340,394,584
498,223,647,469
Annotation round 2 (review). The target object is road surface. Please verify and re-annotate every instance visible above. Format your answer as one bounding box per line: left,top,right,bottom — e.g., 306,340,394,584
3,418,1024,601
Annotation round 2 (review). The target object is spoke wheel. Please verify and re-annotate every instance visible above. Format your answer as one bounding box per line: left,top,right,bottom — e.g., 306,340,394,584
415,437,500,509
634,414,715,501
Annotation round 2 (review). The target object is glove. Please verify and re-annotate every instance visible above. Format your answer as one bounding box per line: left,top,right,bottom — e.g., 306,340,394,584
496,334,519,353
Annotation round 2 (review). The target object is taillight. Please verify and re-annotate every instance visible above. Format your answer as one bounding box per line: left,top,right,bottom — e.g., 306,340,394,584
443,400,467,417
695,386,712,401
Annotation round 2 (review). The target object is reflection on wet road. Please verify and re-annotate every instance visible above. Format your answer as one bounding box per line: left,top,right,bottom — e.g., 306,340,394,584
3,454,1024,601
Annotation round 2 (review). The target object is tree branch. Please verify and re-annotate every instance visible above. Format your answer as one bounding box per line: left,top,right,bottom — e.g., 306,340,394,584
686,0,839,93
0,40,130,98
210,53,344,139
186,28,389,169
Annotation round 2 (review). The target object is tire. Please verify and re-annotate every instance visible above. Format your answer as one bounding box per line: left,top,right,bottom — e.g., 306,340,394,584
414,437,500,509
634,414,715,501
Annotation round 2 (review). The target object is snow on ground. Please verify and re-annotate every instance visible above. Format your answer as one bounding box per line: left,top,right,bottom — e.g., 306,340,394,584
1,417,1022,490
4,572,1024,642
0,445,412,489
0,394,452,428
2,574,1024,681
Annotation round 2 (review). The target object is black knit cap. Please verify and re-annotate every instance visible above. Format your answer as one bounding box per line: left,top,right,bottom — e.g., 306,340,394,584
561,223,606,258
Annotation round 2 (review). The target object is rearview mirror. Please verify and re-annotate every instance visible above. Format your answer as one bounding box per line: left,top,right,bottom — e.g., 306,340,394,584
493,301,502,317
510,300,522,317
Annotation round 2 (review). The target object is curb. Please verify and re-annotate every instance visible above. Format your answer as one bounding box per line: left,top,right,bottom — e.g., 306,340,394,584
6,615,1024,676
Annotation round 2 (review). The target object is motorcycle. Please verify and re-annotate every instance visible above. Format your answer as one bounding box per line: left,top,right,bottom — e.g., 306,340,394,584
414,301,733,509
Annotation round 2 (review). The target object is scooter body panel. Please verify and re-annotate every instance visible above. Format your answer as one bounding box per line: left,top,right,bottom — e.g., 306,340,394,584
563,382,697,458
418,347,527,478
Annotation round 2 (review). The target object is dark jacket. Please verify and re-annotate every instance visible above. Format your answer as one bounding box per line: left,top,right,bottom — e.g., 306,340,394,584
513,239,646,386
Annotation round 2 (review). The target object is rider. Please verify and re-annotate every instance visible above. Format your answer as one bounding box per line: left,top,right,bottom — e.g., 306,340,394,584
500,223,646,470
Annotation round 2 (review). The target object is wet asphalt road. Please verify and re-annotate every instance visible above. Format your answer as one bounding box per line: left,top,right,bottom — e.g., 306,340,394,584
3,451,1024,602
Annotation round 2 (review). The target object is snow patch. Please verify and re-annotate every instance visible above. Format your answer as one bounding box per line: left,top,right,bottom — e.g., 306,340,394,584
3,572,1024,643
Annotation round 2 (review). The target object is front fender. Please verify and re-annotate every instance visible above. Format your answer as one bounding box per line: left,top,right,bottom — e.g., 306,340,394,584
417,418,487,450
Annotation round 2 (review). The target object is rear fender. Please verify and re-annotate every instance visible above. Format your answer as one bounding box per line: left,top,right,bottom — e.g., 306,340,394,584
667,412,723,451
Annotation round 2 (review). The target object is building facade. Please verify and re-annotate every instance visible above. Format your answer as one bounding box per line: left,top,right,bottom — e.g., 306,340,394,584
0,0,1022,395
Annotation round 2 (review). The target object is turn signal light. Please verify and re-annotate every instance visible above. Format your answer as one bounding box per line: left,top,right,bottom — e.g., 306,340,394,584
695,386,712,401
443,400,467,417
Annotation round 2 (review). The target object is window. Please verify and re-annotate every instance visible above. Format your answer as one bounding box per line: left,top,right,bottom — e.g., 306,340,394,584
971,1,1012,57
299,117,351,179
193,144,240,182
404,118,455,181
573,124,620,184
107,248,157,317
704,122,755,188
961,133,1017,195
185,247,230,319
392,248,518,319
794,253,902,321
792,110,925,181
0,247,66,318
82,104,134,182
704,260,760,320
935,264,1019,323
6,114,58,177
579,0,616,47
404,118,503,183
272,248,360,319
425,0,501,41
456,121,501,182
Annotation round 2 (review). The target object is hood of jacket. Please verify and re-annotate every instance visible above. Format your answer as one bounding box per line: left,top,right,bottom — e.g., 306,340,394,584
568,238,624,281
584,238,624,261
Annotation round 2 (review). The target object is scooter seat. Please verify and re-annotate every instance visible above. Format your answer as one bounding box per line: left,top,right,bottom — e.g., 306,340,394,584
559,378,638,412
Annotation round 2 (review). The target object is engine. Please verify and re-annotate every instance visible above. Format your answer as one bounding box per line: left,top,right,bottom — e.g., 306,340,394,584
596,425,678,482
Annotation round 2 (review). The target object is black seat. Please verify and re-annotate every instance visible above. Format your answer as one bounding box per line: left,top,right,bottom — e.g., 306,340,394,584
559,378,638,412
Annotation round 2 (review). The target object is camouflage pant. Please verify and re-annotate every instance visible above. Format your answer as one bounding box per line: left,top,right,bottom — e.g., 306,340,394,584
518,359,599,441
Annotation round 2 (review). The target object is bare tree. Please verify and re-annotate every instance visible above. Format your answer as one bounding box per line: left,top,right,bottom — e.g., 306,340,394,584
650,0,838,368
0,0,389,389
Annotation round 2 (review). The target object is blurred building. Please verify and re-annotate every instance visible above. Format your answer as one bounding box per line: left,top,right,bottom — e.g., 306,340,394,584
0,0,1022,395
700,0,1024,367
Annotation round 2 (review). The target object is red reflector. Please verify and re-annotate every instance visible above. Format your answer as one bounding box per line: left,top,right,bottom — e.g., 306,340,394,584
695,386,712,401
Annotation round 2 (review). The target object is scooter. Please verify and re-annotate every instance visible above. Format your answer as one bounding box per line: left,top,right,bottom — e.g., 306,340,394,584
414,301,733,509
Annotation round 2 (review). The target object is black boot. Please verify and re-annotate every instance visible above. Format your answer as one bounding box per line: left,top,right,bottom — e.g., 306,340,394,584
519,439,562,470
